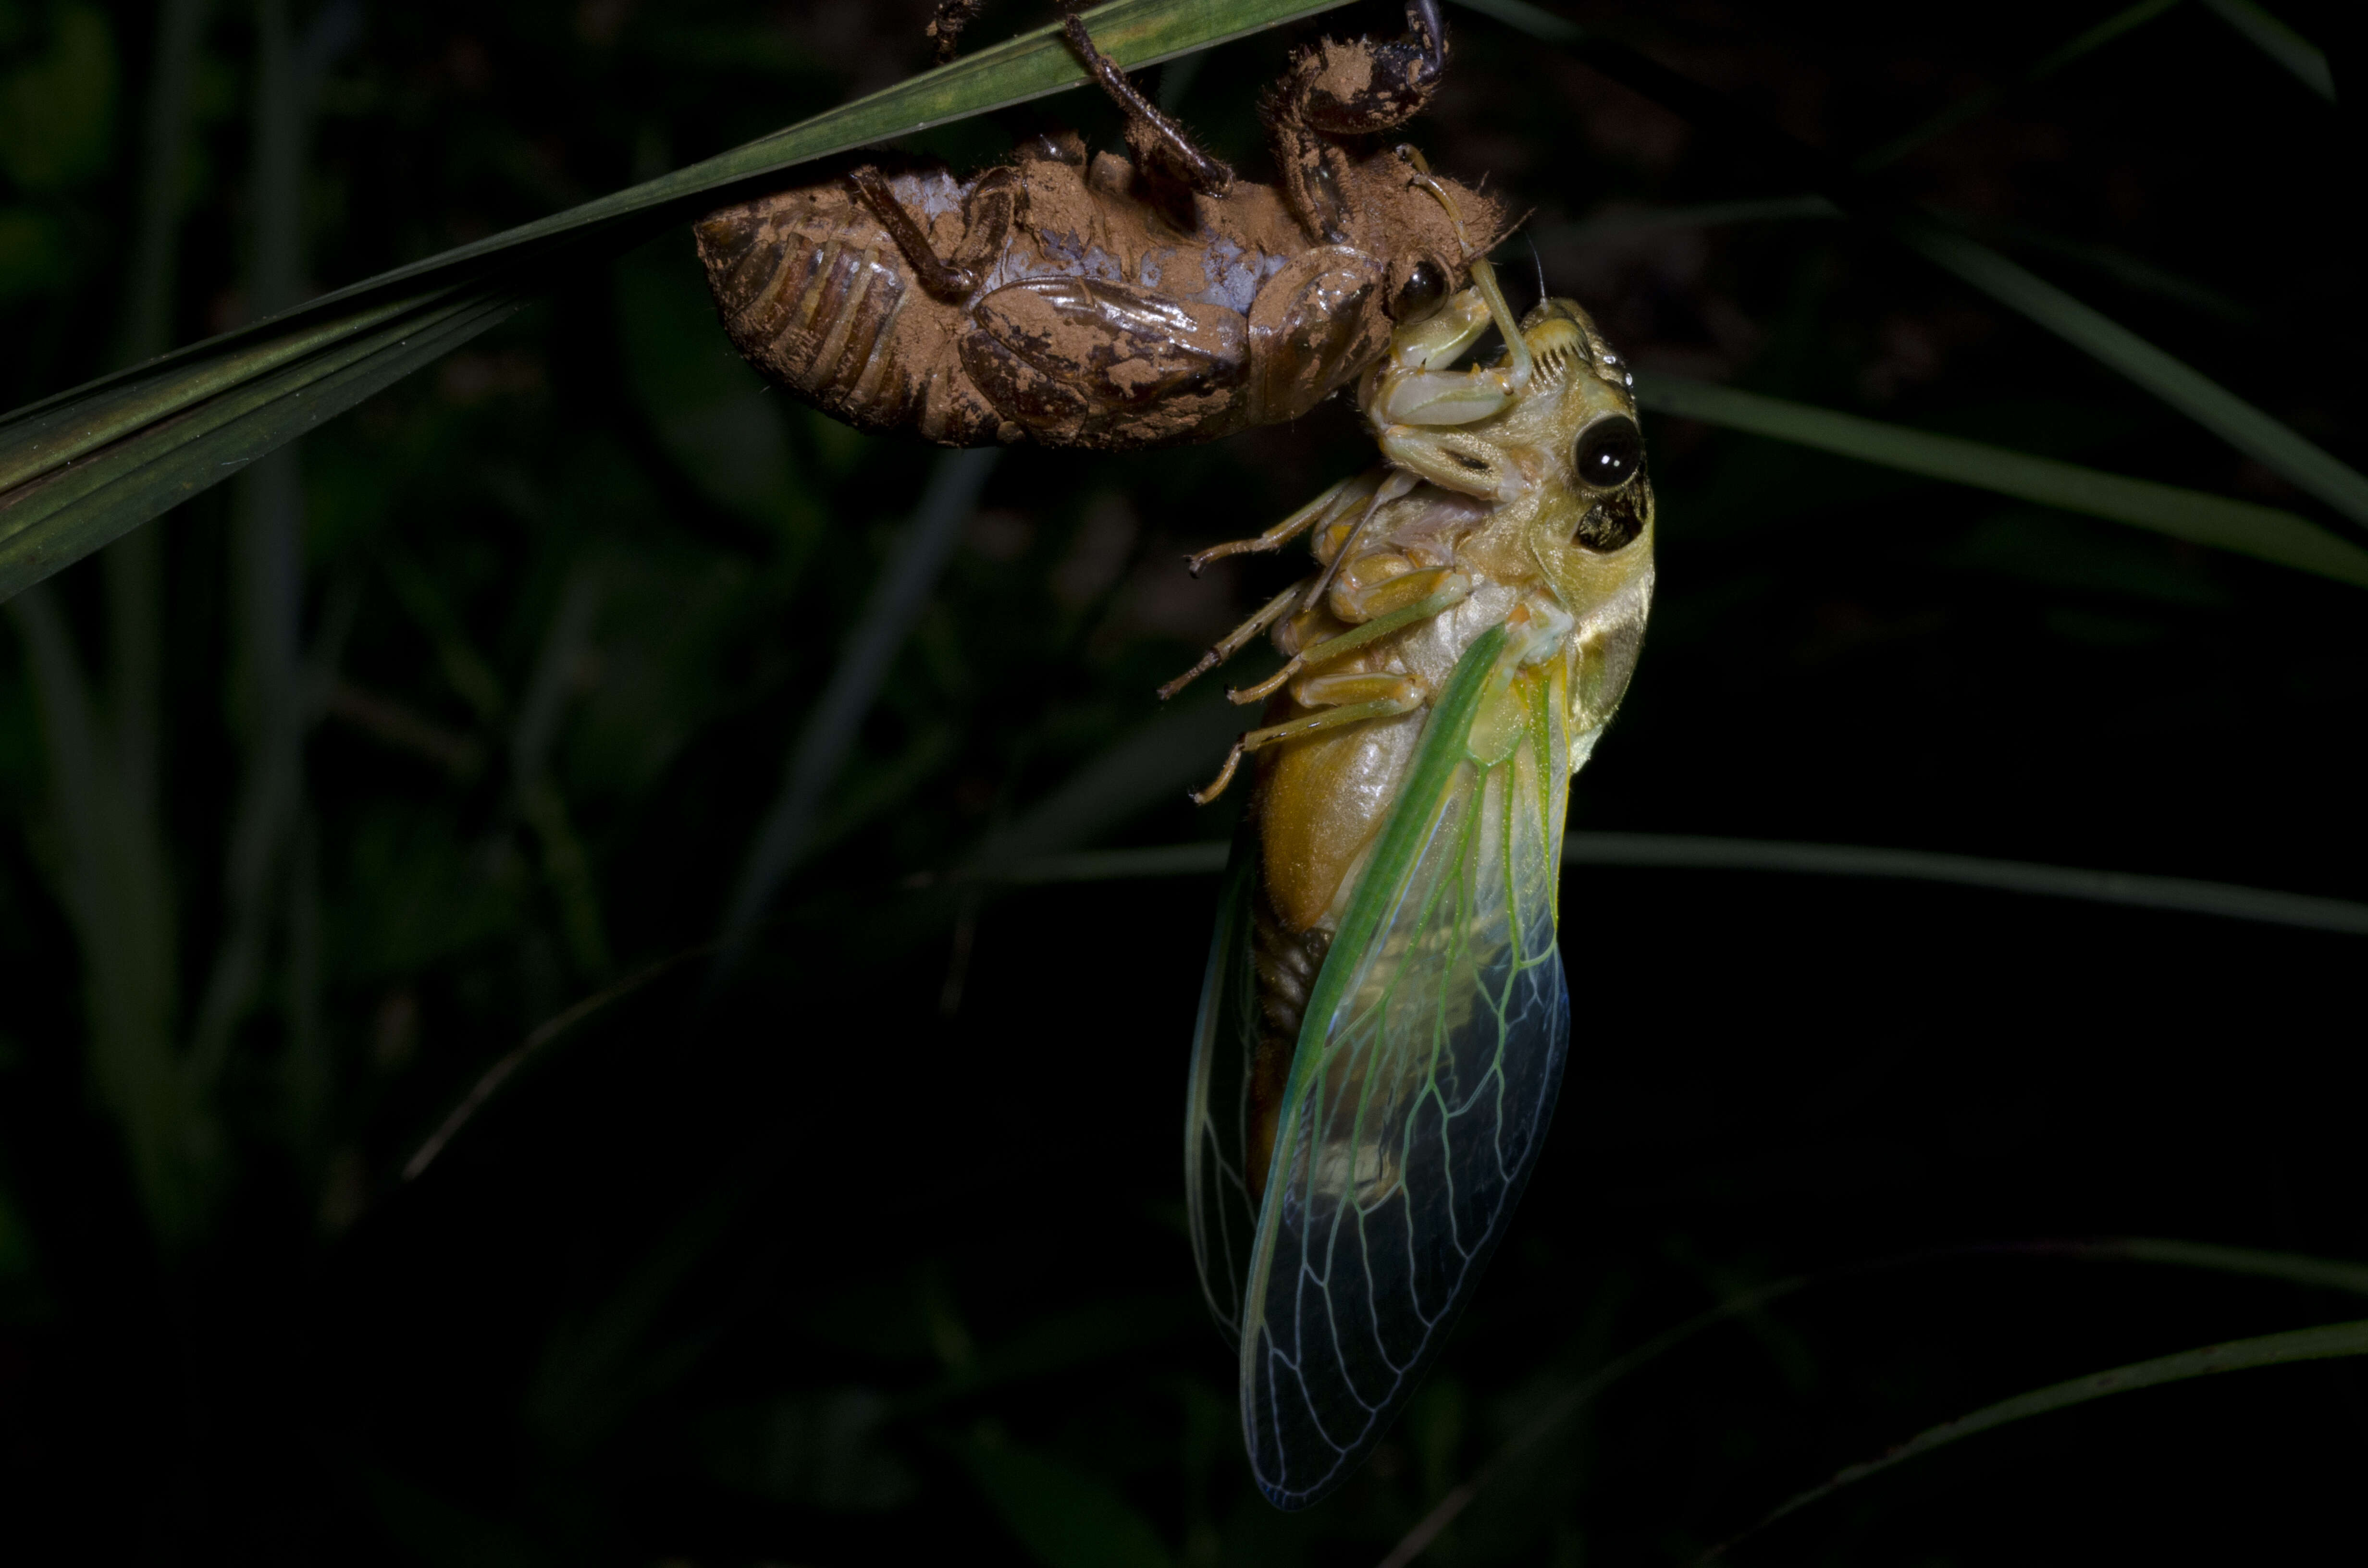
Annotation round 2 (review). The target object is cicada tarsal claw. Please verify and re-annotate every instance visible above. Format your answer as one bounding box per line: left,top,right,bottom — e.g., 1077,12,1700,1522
1158,579,1311,703
1180,474,1377,579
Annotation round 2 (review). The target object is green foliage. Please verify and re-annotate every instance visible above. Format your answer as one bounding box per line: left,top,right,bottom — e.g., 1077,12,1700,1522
0,0,2360,1563
962,1436,1177,1568
1636,373,2368,587
0,206,67,300
0,2,113,311
0,1,114,193
1731,1317,2368,1551
0,0,1352,602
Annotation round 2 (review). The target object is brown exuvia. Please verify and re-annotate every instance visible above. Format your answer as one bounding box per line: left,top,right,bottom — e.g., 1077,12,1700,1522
693,1,1514,451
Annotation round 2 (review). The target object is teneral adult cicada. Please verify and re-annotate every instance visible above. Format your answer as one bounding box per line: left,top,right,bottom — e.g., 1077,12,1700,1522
1165,271,1654,1507
692,1,1511,449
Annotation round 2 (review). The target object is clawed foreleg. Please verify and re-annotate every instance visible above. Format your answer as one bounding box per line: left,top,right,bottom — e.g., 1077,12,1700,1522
1054,1,1233,197
847,167,977,301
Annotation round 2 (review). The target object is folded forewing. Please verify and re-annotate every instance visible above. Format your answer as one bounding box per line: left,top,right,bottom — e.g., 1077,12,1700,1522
1185,823,1262,1344
1241,626,1574,1508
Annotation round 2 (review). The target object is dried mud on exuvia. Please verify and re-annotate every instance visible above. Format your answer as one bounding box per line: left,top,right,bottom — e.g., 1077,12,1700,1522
695,143,1507,452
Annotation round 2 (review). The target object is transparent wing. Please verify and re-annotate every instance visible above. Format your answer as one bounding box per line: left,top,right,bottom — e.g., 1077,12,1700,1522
1241,624,1573,1509
1184,820,1261,1345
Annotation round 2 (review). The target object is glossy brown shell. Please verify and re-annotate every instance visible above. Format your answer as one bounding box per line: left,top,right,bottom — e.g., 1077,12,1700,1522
694,149,1502,451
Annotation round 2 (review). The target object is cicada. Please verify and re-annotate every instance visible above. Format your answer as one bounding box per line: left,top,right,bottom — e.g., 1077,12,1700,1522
1164,266,1654,1507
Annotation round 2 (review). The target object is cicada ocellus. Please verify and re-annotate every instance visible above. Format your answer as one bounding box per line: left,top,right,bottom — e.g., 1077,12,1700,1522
1165,265,1653,1507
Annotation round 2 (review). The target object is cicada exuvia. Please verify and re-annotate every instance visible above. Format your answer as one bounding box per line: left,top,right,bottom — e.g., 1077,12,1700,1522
693,2,1510,451
1164,265,1653,1508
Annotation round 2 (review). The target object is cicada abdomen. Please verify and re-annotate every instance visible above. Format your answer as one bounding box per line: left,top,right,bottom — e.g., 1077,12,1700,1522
694,172,1002,447
1174,282,1654,1507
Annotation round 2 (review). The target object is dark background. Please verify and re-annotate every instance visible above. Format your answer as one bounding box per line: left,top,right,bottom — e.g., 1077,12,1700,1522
2,0,2364,1562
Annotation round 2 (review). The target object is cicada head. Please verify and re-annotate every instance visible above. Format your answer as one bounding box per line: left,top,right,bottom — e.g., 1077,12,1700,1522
1465,298,1656,758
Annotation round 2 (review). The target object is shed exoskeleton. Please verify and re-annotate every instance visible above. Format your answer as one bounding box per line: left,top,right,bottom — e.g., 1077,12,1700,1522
692,1,1512,450
1166,282,1654,1508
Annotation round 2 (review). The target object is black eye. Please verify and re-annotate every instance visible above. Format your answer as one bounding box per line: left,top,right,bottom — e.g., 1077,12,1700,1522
1574,416,1642,489
1393,259,1447,321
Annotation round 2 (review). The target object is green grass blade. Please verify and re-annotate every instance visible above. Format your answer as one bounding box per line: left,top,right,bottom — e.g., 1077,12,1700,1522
1633,371,2368,588
714,448,999,978
2081,1237,2368,1296
960,1437,1175,1568
1377,1240,2368,1568
1542,198,2255,324
0,0,1351,603
1452,1,2368,535
2196,0,2336,99
1887,219,2368,529
118,0,210,366
1857,0,2181,172
1560,832,2368,935
0,283,528,601
969,834,2368,936
1712,1319,2368,1558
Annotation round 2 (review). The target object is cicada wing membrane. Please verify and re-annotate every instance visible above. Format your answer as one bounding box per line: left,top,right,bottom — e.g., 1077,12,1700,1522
1184,820,1263,1346
1240,625,1574,1510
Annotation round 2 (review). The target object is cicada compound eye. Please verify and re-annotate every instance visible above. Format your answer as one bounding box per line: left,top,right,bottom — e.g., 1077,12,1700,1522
1390,258,1449,322
1573,415,1642,490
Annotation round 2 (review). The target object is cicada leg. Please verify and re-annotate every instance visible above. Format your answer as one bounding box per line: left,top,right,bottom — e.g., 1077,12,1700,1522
846,167,979,302
1182,475,1372,578
1297,469,1415,613
1159,579,1311,702
1054,1,1233,196
1189,674,1427,807
1228,572,1471,706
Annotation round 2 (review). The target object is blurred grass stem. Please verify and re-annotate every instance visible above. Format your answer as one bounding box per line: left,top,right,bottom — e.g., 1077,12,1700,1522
0,0,1350,601
1381,1240,2368,1567
1705,1318,2368,1559
1635,372,2368,588
714,449,998,981
1454,0,2368,533
514,567,612,979
968,834,2368,936
3,0,226,1245
2197,0,2336,100
1854,0,2182,172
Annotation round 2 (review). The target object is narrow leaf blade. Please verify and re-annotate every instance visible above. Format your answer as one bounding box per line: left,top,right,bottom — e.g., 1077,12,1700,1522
1633,371,2368,589
0,0,1351,602
1720,1319,2368,1555
1451,1,2368,534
